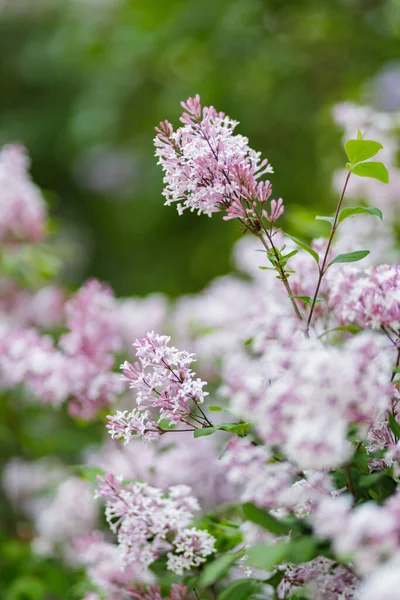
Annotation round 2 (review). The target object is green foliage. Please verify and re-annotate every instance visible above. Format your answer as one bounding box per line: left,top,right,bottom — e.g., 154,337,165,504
242,502,293,535
218,578,261,600
338,206,383,224
193,422,252,438
328,250,370,265
246,537,319,571
344,139,383,164
199,552,244,587
285,235,319,264
352,161,389,183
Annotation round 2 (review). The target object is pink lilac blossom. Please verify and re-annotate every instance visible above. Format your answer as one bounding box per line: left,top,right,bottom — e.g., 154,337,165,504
0,279,124,418
223,332,392,470
277,556,358,599
222,438,332,515
96,475,216,573
0,144,47,242
154,94,281,223
313,491,400,576
59,279,123,419
0,283,65,330
108,332,209,440
32,476,98,560
0,327,70,406
328,264,400,333
128,584,189,600
75,532,153,598
357,557,400,600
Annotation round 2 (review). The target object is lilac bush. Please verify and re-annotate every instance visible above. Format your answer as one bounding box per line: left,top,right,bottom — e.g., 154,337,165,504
3,97,400,600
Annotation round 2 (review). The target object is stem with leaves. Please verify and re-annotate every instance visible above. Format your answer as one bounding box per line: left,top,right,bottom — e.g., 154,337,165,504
306,171,351,334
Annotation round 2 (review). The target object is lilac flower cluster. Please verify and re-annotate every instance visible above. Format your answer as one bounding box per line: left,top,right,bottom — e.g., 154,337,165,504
155,95,282,225
96,474,216,574
107,332,209,442
330,264,400,334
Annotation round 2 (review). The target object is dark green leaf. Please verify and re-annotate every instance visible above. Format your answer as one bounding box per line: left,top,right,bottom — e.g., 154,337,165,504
328,250,370,266
345,139,383,164
285,234,319,264
352,162,389,183
242,503,292,535
338,206,383,224
359,469,391,489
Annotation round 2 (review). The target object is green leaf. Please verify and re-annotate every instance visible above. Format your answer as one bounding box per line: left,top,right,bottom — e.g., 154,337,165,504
352,161,389,183
318,325,362,339
70,465,106,482
194,426,218,438
246,541,289,570
218,579,261,600
359,469,391,489
285,537,318,564
193,422,252,438
345,139,383,164
285,234,319,264
290,295,322,307
328,250,370,266
209,405,223,412
388,412,400,439
200,552,242,586
338,206,383,224
315,215,335,225
219,422,253,436
242,503,292,535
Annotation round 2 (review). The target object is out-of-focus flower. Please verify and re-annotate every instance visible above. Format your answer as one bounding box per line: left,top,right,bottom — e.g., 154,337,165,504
0,144,47,242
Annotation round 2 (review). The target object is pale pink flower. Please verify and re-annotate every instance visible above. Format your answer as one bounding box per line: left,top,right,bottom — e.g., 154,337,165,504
0,144,47,242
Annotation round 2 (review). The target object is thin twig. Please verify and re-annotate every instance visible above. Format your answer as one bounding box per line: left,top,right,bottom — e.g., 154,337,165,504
306,170,351,334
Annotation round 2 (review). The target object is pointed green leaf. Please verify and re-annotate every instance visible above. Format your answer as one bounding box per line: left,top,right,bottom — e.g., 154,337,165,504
285,234,319,264
318,325,361,339
345,139,383,164
338,206,383,224
209,405,223,412
194,426,218,438
219,422,252,436
352,161,389,183
357,129,364,140
316,215,335,225
242,503,292,534
328,250,370,266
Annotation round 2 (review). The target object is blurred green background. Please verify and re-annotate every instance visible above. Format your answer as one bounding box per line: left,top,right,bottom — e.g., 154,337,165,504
1,0,399,296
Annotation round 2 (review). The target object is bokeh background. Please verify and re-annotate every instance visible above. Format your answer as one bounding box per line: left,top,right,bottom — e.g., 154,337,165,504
1,0,400,297
1,1,400,598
